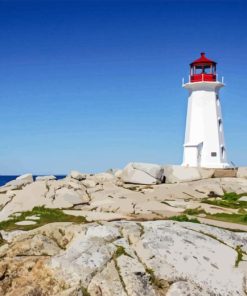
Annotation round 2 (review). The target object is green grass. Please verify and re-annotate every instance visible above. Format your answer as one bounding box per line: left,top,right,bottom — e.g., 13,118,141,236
223,192,240,201
81,286,91,296
146,268,164,289
184,207,206,215
203,199,247,209
114,245,132,258
169,214,200,223
0,233,5,246
0,206,87,231
206,212,247,225
235,246,244,267
202,192,247,209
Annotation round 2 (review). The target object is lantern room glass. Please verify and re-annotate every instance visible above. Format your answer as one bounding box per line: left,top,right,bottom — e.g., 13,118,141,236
191,64,216,75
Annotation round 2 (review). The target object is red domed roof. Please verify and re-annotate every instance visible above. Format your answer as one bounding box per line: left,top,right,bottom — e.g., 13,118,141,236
190,52,216,65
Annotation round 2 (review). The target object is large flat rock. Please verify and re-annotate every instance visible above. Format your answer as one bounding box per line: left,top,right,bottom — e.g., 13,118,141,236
0,221,246,296
163,166,202,183
121,162,164,185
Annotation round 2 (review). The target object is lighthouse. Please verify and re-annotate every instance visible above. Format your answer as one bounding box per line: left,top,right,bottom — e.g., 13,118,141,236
182,52,230,168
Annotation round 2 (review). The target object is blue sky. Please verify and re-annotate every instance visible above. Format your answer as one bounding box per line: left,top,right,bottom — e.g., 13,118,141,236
0,0,246,174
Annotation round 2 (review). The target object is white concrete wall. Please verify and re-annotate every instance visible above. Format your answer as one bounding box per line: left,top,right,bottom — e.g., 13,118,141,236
182,82,229,168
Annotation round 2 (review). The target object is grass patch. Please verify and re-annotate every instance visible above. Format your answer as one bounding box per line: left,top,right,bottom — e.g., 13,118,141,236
235,246,244,267
126,185,141,191
206,212,247,226
169,214,200,223
146,268,164,289
114,245,132,258
0,206,87,231
0,233,6,246
137,223,145,237
81,286,91,296
184,207,206,215
202,199,247,209
202,192,247,209
223,192,241,201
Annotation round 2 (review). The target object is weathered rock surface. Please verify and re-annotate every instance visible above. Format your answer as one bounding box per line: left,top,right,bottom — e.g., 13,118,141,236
237,167,247,179
0,181,48,221
36,175,56,181
81,179,97,188
16,173,33,183
2,174,33,191
121,162,164,184
88,260,127,296
90,172,115,183
0,220,246,296
1,172,247,222
114,169,123,178
1,167,247,295
166,281,210,296
70,170,87,181
163,165,202,183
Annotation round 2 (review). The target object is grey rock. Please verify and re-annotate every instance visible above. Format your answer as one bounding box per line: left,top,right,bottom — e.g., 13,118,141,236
70,170,87,181
121,162,164,185
163,165,202,183
36,175,56,181
239,196,247,202
16,173,33,183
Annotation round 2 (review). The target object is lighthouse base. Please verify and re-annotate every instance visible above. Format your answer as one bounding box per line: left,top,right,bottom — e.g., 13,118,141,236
181,162,231,169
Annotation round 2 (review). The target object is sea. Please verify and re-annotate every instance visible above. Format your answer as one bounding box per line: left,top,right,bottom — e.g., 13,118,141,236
0,175,66,187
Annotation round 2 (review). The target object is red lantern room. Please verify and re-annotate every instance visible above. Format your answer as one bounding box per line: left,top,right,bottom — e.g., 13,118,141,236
190,52,217,82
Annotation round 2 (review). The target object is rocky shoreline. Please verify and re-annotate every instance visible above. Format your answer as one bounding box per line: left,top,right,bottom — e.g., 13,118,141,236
0,163,247,295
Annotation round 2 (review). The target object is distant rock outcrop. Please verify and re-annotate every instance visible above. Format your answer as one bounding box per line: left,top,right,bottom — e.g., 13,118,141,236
36,175,56,181
16,173,33,183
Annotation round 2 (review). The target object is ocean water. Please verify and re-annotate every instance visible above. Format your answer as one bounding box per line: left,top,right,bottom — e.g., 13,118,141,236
0,175,66,187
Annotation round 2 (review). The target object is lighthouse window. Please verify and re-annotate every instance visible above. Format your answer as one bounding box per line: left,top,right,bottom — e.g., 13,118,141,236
221,147,225,157
219,119,222,131
211,152,217,157
216,95,220,106
195,67,202,74
202,66,211,74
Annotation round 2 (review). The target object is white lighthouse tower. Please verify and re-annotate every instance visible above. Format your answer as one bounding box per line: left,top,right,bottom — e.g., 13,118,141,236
182,52,230,168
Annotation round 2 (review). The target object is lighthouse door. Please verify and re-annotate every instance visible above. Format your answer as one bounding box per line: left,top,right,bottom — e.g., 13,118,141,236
197,143,203,167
